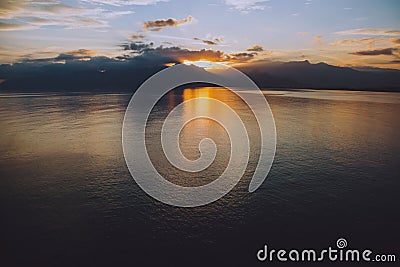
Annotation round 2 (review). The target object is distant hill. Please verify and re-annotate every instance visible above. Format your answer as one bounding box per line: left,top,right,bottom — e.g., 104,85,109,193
0,58,399,92
238,60,400,91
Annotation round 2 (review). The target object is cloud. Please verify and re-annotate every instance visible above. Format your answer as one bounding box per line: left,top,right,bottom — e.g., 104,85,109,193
0,0,27,19
130,33,146,39
0,21,33,31
297,31,309,36
335,28,400,36
193,37,223,46
55,49,98,60
142,15,193,31
120,41,154,52
16,48,99,64
247,45,264,52
350,47,399,56
119,41,257,63
332,38,375,47
136,46,226,62
63,49,97,57
80,0,169,6
315,35,324,46
227,52,256,62
392,38,400,45
120,36,259,63
224,0,268,12
0,0,135,30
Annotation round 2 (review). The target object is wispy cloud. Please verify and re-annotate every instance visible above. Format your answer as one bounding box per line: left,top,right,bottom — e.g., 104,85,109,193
332,38,375,47
335,28,400,36
55,49,98,60
0,0,135,30
315,35,324,46
193,37,223,46
224,0,268,12
0,21,34,31
80,0,169,6
119,41,154,52
143,16,193,31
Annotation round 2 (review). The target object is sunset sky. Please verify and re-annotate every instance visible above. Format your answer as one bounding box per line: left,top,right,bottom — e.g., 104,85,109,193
0,0,399,68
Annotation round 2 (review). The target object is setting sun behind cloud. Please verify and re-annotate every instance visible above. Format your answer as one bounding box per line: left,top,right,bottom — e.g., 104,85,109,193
182,59,229,69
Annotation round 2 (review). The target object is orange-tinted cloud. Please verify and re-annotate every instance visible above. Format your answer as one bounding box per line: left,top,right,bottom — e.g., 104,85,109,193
392,38,400,45
332,38,375,47
335,28,400,36
147,46,225,62
315,35,324,46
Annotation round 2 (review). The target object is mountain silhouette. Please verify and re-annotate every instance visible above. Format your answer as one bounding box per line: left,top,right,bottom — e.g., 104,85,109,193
0,58,399,92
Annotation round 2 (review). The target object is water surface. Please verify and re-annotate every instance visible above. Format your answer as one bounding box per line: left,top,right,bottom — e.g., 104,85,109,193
1,88,399,266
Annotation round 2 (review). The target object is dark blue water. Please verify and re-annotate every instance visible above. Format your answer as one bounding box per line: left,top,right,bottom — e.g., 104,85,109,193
1,89,399,266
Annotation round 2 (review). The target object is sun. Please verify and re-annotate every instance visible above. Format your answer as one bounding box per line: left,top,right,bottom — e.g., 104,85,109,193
182,59,228,70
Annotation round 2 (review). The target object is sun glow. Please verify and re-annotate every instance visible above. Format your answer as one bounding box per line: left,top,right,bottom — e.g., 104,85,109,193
164,62,176,67
182,59,228,69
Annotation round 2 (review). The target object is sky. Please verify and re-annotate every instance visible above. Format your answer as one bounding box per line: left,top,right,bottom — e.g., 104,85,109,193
0,0,400,68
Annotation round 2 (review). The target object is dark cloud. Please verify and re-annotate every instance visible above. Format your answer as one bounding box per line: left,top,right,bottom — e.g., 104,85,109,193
315,35,324,46
193,37,223,45
227,52,256,62
247,45,264,52
392,38,400,45
143,15,193,31
0,0,119,30
55,49,97,60
119,42,154,52
350,47,399,56
143,46,226,62
18,49,98,63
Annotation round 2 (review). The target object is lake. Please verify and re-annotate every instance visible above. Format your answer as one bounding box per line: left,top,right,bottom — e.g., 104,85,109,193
1,88,399,266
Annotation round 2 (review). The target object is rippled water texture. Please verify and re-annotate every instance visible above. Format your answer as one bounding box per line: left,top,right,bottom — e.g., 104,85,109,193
1,88,399,266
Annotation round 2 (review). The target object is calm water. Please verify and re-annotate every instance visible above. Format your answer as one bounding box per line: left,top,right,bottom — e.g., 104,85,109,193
1,88,399,266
